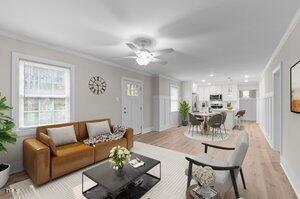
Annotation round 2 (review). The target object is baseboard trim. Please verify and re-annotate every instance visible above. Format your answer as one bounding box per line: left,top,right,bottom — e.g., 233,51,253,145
280,156,300,198
143,127,154,134
258,123,274,149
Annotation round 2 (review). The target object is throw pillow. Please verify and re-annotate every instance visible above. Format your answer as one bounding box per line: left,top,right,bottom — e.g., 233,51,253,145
86,121,111,138
47,125,77,146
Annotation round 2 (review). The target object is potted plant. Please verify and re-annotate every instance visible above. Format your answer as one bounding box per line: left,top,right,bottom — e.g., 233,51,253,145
0,93,17,188
109,146,130,171
179,100,190,126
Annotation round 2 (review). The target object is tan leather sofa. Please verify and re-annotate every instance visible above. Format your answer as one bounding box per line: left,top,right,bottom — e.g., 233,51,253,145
23,118,134,185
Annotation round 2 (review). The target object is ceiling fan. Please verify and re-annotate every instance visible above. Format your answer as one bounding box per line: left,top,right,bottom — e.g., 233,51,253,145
121,39,174,66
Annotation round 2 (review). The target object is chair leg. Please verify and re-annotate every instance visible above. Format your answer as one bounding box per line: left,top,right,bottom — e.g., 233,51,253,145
240,168,247,189
223,124,227,135
187,162,193,188
220,127,223,139
230,170,240,199
188,125,191,134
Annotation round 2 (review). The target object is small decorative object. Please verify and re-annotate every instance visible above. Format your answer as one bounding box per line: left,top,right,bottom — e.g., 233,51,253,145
179,100,190,126
192,166,216,198
88,76,107,95
0,93,17,188
109,146,131,170
227,102,233,110
290,60,300,113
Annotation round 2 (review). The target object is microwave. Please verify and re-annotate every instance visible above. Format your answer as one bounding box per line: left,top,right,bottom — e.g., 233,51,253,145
210,94,222,101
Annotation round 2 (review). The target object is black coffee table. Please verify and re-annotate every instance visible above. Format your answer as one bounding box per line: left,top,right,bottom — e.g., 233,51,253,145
82,152,161,199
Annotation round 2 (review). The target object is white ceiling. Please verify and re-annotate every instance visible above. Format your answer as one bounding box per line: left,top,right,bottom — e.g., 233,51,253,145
0,0,299,84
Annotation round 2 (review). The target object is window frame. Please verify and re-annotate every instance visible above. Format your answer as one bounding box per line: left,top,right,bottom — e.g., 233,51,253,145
12,52,75,136
170,84,179,113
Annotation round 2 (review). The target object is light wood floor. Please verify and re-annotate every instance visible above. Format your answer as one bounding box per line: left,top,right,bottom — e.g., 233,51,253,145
135,122,297,199
0,122,296,199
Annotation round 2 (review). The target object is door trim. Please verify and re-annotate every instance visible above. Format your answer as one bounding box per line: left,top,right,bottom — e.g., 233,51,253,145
272,62,282,153
121,77,144,134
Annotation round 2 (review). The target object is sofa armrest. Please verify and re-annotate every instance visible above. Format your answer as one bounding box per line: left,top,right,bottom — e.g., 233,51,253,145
23,138,50,185
124,128,134,149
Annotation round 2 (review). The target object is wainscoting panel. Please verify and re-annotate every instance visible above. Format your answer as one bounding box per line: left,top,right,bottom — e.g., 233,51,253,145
257,93,274,147
153,96,179,131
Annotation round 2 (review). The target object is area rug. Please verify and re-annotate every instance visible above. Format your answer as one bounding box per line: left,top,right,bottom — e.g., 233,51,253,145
10,142,192,199
184,130,230,142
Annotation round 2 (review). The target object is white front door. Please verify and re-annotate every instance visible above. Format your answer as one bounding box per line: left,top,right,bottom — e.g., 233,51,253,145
122,78,143,135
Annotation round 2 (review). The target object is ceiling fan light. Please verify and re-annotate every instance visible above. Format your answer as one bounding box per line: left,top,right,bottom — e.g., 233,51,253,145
136,57,151,65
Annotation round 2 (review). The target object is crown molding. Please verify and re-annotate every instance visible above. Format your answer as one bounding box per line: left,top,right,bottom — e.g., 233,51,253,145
0,30,153,77
153,74,182,83
261,7,300,78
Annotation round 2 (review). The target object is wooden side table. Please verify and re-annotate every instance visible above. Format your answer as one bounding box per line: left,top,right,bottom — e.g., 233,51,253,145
186,185,221,199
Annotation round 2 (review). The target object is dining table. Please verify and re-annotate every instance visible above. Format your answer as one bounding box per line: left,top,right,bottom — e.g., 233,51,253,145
192,112,216,134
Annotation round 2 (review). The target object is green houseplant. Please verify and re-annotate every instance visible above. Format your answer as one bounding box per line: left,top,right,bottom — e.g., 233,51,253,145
179,100,190,126
0,93,17,188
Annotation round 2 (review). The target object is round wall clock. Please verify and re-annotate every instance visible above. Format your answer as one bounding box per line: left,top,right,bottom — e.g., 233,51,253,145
88,76,107,95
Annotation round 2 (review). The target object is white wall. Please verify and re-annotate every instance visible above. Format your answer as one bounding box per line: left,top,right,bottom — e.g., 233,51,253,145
259,11,300,197
0,35,154,173
153,75,182,131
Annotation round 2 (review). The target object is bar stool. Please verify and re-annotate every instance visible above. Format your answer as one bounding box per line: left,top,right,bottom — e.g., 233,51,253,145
235,110,246,129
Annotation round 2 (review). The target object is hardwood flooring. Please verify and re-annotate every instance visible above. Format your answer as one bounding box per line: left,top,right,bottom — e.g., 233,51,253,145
135,122,297,199
0,122,296,199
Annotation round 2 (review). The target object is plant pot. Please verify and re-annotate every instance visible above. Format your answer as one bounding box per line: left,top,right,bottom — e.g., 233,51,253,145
182,120,188,126
0,163,10,188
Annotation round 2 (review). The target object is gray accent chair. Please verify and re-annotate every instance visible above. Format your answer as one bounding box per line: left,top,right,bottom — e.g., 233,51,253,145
188,113,202,136
207,113,223,140
185,131,249,198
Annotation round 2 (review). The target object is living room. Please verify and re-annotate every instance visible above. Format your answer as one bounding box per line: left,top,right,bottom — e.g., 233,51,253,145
0,1,300,199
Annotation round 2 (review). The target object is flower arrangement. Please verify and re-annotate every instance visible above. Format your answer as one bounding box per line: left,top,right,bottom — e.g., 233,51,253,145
192,166,216,187
109,146,131,170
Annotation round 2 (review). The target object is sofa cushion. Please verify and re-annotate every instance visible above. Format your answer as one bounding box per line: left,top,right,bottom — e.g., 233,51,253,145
86,121,111,138
51,142,94,179
94,138,127,162
47,125,77,146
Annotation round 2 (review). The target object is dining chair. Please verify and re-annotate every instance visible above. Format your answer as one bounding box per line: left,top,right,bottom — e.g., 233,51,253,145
188,113,202,136
220,111,227,135
235,110,246,129
185,131,249,199
207,114,223,140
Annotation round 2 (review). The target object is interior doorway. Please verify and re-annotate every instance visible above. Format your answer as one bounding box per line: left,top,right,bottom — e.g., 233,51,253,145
272,63,282,152
122,77,143,135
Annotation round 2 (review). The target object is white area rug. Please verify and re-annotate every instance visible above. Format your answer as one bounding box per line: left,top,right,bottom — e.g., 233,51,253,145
10,142,192,199
184,130,230,142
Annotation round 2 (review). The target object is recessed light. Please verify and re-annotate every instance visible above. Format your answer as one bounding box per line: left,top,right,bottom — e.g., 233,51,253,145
209,74,214,77
202,79,206,82
244,75,249,78
208,83,211,85
244,79,248,83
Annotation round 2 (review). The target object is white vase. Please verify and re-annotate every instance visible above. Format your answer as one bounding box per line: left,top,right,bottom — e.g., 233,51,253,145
0,163,10,188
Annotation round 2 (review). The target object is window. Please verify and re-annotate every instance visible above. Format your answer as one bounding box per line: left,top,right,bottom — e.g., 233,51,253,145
12,53,74,132
170,85,179,112
127,83,139,96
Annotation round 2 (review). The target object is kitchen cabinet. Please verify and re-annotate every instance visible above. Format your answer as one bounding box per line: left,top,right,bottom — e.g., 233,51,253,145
197,84,238,102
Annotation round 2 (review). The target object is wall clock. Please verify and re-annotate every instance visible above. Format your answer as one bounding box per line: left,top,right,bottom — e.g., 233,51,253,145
88,76,107,95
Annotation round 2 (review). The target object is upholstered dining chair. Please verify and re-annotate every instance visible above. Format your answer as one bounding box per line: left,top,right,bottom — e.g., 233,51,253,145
220,111,227,134
185,131,249,199
188,113,202,136
207,114,223,140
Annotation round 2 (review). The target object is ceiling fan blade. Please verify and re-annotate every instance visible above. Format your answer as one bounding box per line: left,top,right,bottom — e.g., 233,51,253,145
112,55,137,59
125,42,139,53
152,48,174,57
151,57,168,65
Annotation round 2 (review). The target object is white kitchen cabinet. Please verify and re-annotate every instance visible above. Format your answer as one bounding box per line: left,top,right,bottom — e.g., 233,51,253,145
197,84,238,102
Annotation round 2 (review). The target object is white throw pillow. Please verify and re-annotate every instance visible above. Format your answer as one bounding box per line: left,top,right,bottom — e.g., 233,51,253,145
86,121,111,138
47,125,77,146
